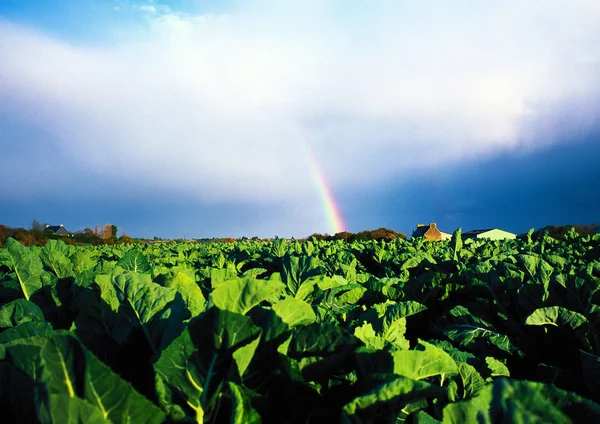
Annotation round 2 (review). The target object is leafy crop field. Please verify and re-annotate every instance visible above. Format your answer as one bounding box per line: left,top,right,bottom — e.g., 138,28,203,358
1,229,600,423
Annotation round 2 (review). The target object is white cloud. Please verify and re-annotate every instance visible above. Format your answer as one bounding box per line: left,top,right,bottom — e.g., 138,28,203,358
0,1,599,205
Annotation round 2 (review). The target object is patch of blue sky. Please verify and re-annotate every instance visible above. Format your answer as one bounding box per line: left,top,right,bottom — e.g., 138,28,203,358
0,0,231,44
0,0,140,43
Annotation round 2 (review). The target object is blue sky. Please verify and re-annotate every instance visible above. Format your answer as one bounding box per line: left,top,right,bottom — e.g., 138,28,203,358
1,1,599,238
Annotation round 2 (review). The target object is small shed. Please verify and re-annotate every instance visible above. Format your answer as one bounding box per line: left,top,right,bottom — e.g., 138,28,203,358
462,228,516,240
44,224,71,237
411,223,452,241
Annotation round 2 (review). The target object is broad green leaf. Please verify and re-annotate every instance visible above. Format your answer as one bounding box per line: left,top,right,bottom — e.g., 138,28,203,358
4,238,43,300
380,302,424,350
0,299,45,329
70,250,97,274
342,375,446,422
272,297,316,328
295,277,320,302
228,382,261,424
241,267,267,278
452,228,463,262
428,340,477,365
211,266,239,288
316,275,348,291
412,411,441,423
456,362,485,399
281,254,322,297
0,321,54,344
485,357,510,378
444,378,600,424
42,394,110,424
163,267,206,317
517,253,554,300
289,323,360,358
392,340,458,381
40,240,74,279
155,308,261,422
38,334,80,398
354,322,386,351
113,272,184,353
525,306,588,330
336,285,367,304
116,250,151,273
382,315,409,350
389,301,427,318
38,334,165,424
232,335,261,377
3,334,57,379
211,277,285,315
441,306,515,354
443,382,492,424
95,274,120,315
488,378,600,423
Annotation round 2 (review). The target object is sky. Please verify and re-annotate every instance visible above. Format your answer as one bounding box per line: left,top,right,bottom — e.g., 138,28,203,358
1,0,599,239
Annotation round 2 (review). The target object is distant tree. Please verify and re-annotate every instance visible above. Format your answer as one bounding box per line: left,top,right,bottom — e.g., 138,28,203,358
31,220,43,230
530,224,599,241
15,229,36,246
100,224,113,239
111,225,118,239
333,231,353,241
0,225,11,246
119,233,134,244
83,227,95,237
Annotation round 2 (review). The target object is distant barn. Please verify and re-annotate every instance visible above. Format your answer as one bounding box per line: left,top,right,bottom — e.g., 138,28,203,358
411,223,452,241
462,228,516,240
44,224,71,237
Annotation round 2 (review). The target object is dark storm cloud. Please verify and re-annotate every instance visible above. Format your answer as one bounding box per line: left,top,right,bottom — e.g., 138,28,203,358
345,132,600,237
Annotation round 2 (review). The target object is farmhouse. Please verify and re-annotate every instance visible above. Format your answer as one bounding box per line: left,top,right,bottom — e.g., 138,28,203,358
44,224,71,237
462,228,516,240
411,223,452,241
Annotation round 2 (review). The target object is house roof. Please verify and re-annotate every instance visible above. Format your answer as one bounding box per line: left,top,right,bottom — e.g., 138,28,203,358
45,225,71,235
412,226,430,238
412,223,451,239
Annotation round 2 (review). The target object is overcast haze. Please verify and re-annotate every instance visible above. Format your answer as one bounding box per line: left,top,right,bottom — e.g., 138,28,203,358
1,1,599,238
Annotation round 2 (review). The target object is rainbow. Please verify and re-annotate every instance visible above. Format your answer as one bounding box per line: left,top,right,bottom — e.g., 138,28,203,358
303,144,346,235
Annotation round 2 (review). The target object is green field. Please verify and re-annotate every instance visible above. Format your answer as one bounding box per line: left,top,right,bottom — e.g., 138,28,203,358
1,229,599,423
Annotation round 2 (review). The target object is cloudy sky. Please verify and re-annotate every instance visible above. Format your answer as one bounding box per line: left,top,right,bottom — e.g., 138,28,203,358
1,0,599,239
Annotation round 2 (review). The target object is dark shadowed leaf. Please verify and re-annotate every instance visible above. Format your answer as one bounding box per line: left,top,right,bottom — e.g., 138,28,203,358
113,271,185,353
154,308,261,422
444,378,600,424
581,350,600,395
38,334,165,424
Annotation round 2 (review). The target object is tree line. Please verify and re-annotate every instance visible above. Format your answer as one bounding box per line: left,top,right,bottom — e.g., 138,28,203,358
0,221,135,247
